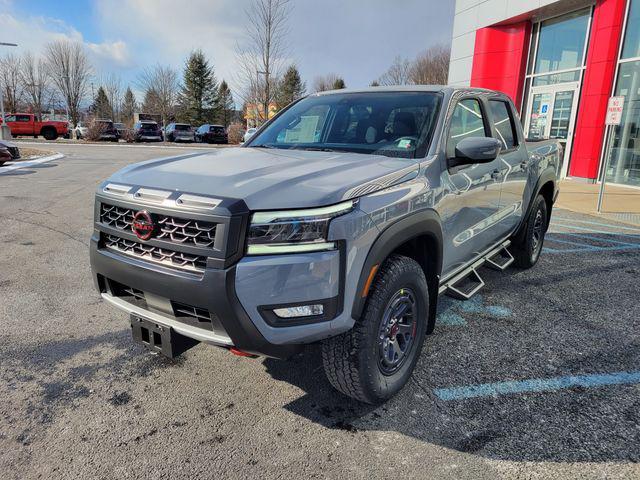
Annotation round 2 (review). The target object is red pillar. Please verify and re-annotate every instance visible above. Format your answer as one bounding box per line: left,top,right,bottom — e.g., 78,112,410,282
470,21,532,111
570,0,627,179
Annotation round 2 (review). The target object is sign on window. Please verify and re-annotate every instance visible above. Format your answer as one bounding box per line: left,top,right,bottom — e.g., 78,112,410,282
605,96,624,125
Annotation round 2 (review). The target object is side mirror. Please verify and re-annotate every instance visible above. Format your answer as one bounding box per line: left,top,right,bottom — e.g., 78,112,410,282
449,137,502,168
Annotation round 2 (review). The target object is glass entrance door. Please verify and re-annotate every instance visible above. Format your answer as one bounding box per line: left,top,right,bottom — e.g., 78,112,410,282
524,82,580,177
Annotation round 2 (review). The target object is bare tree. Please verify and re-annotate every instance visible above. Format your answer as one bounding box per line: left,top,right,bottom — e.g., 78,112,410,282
235,0,291,125
137,65,180,126
410,44,451,85
20,52,49,120
101,73,123,121
312,73,342,93
378,56,412,86
1,54,23,113
45,40,92,125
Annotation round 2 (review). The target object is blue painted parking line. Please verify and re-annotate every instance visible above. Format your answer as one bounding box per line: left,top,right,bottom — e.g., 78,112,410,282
552,217,640,232
551,223,640,238
434,371,640,401
436,295,511,326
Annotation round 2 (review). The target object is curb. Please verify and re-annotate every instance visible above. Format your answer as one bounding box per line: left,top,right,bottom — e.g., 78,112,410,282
0,152,64,174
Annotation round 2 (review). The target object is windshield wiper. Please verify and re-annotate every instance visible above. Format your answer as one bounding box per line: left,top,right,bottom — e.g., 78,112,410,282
295,146,338,152
250,143,279,149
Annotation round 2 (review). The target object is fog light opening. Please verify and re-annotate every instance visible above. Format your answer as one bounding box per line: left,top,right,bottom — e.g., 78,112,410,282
273,304,324,319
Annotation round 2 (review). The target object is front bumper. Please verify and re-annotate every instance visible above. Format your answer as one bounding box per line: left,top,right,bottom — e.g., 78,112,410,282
91,236,306,358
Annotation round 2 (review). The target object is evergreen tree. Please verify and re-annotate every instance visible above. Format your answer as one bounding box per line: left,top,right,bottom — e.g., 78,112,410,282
332,77,346,90
275,65,306,109
142,88,161,114
217,80,234,127
92,86,113,119
370,80,380,87
121,87,137,126
179,49,219,125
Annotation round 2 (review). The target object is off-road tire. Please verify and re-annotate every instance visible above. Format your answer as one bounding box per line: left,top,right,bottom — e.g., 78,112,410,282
321,254,429,404
511,194,548,268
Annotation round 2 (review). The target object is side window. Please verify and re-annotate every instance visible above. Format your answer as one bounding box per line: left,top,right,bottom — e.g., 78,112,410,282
5,115,16,122
447,98,488,158
489,100,517,150
17,115,31,122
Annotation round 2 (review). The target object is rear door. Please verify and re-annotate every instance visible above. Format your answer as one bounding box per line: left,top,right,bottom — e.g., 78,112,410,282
439,97,505,275
486,98,528,237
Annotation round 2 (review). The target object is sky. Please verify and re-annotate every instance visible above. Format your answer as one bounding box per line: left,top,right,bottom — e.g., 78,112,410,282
0,0,454,103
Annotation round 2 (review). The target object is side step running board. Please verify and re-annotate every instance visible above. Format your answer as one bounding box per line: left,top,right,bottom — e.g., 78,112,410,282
439,240,511,300
444,268,485,300
485,246,514,271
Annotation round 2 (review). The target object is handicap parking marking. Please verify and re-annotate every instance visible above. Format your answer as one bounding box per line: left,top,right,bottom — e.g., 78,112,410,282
0,153,64,174
552,216,640,233
434,371,640,401
437,295,511,327
545,216,640,254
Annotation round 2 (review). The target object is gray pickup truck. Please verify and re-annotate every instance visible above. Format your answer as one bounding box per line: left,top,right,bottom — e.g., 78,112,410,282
90,86,560,404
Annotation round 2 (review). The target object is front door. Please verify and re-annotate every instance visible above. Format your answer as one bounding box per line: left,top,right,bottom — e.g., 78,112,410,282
524,82,580,177
440,97,504,276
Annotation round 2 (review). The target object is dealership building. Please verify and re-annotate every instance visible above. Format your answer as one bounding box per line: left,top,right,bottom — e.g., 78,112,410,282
449,0,640,187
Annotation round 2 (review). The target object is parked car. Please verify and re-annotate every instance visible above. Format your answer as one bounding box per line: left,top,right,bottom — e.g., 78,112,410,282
74,122,89,139
243,127,257,143
0,139,20,166
90,86,561,404
134,121,163,142
1,113,68,140
114,123,127,137
94,120,119,142
195,124,228,144
165,123,194,142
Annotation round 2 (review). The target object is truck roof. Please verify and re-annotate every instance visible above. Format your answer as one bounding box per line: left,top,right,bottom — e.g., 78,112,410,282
312,85,502,97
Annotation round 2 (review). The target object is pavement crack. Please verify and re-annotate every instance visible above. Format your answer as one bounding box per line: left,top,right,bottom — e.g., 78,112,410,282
0,214,88,246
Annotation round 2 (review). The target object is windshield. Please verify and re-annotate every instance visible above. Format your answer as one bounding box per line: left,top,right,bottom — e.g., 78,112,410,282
247,91,441,158
175,124,190,131
140,123,158,131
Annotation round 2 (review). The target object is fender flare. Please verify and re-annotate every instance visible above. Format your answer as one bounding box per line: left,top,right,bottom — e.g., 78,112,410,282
351,209,443,323
515,167,557,238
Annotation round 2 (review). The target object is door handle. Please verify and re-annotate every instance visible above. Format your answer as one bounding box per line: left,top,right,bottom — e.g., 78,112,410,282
520,160,528,170
491,169,502,180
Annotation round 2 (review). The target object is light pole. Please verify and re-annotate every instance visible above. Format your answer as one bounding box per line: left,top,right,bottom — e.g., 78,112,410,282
0,42,18,140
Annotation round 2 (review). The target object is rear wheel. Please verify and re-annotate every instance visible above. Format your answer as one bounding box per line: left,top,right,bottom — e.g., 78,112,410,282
511,194,548,268
42,127,57,140
322,254,429,404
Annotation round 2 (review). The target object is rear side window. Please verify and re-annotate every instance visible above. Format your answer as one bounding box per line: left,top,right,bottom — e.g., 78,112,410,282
447,98,488,158
489,100,517,150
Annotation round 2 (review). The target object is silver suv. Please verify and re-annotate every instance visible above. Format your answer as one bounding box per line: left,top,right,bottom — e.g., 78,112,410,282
90,87,560,403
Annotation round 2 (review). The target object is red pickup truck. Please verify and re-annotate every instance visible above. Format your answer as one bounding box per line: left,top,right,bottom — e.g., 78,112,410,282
1,113,69,140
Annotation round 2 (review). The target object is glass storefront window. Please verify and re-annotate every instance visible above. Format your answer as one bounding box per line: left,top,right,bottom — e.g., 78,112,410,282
532,70,582,86
621,0,640,60
534,9,590,74
605,61,640,187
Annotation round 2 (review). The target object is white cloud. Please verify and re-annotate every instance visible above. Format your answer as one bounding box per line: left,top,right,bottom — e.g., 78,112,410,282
87,40,132,67
0,9,131,74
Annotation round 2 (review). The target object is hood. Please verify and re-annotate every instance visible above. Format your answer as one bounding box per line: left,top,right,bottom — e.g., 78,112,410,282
108,147,419,210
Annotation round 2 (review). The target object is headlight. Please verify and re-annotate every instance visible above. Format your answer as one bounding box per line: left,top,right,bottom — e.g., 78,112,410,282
246,200,355,255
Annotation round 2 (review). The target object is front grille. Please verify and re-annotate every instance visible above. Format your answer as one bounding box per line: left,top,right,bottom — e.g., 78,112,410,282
109,279,147,308
7,147,20,159
172,302,211,323
103,234,207,272
100,203,217,248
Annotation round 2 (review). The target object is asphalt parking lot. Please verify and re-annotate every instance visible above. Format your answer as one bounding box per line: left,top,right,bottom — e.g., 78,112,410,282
1,142,639,479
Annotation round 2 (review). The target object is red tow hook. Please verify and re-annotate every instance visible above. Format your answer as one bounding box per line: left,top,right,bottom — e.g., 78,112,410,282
229,347,258,358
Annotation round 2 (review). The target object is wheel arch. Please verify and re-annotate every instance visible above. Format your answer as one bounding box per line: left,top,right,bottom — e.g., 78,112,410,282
516,167,557,238
351,209,443,334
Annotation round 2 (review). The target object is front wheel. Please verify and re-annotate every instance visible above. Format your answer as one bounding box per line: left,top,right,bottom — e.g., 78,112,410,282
322,254,429,404
511,194,548,268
